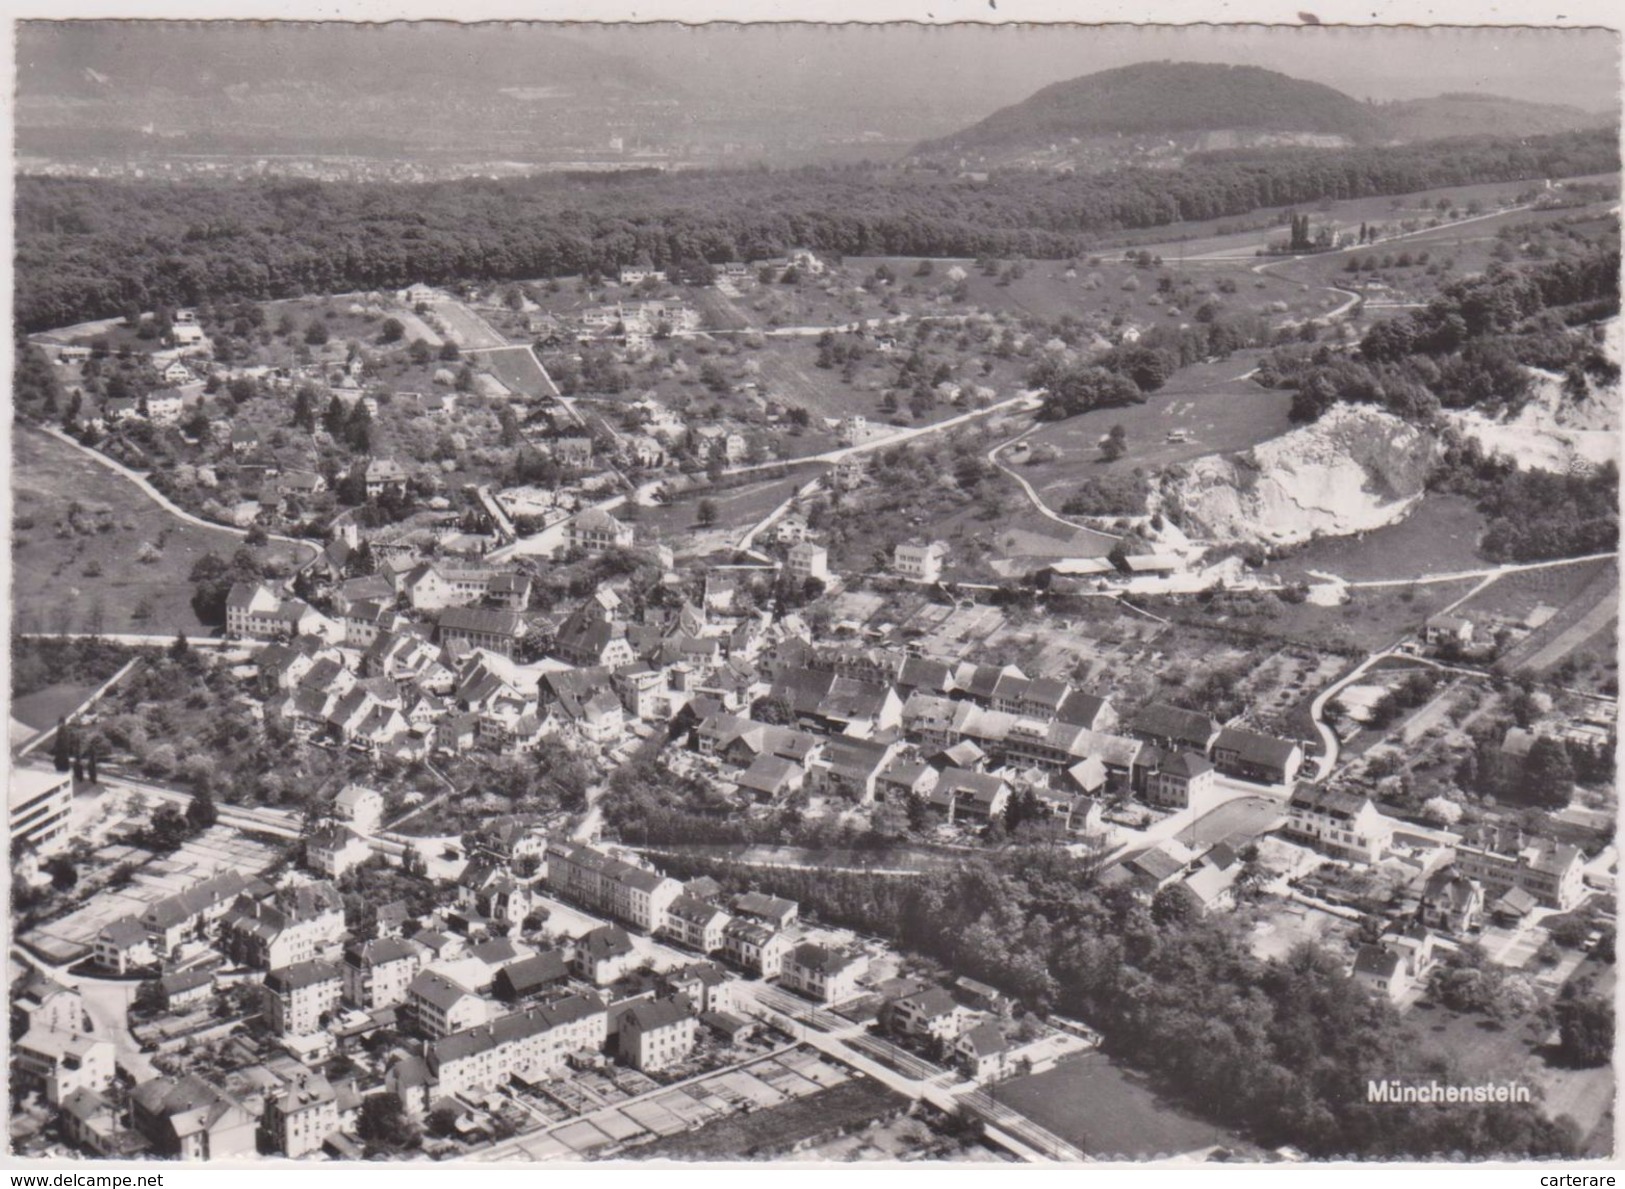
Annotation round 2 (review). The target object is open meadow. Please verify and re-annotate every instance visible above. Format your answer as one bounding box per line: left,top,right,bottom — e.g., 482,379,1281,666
10,427,305,637
1017,350,1295,516
996,1052,1237,1160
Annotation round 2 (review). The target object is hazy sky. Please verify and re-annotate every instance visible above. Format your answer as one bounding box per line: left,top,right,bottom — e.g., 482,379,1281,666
582,23,1621,115
18,20,1620,124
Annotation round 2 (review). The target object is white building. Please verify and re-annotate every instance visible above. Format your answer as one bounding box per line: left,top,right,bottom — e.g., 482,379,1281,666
787,542,830,584
893,539,948,583
10,768,73,856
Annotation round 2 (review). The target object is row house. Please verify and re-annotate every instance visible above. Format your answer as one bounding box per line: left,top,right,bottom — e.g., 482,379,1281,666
262,960,344,1037
782,943,868,1005
224,583,323,640
1452,827,1586,911
663,895,732,953
140,871,257,957
427,993,609,1099
544,842,683,933
342,937,425,1011
436,606,528,659
218,882,346,969
1282,785,1396,865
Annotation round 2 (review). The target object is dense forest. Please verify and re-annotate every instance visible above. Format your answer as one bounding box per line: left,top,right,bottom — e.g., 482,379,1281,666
15,129,1617,332
662,851,1582,1160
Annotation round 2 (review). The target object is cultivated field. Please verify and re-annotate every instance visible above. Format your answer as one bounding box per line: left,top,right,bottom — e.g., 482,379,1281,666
477,344,556,398
629,1074,905,1161
1497,562,1620,685
11,427,298,636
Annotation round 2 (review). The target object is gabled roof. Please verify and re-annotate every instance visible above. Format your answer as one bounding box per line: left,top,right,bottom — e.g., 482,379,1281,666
958,1020,1008,1057
899,986,961,1019
1214,727,1301,769
790,942,860,975
625,996,693,1032
494,952,570,998
1130,702,1219,748
407,971,478,1011
577,924,634,960
264,959,342,994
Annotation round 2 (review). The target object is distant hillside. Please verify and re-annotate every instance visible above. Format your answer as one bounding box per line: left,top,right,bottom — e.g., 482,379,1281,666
917,62,1383,153
1380,93,1615,142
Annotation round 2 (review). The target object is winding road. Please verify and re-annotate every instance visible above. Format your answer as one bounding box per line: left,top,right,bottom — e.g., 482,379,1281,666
36,425,320,566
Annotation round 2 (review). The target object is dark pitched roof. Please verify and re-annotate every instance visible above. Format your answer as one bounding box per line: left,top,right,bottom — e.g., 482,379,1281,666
494,952,571,998
1130,702,1219,748
264,959,342,994
1215,727,1301,769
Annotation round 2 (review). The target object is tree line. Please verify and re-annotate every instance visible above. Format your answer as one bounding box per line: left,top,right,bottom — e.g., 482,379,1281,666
661,850,1580,1159
16,129,1617,331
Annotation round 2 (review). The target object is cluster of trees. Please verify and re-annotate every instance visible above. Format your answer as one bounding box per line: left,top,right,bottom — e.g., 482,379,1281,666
1428,435,1619,564
1059,470,1151,517
1363,670,1440,731
660,851,1579,1158
1269,242,1620,425
189,548,278,625
16,129,1616,332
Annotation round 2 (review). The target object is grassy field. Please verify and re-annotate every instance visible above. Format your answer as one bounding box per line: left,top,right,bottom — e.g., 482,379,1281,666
1261,494,1489,584
1411,997,1616,1155
477,345,555,397
10,427,299,637
630,1075,907,1161
1018,350,1294,512
1107,174,1610,259
1496,562,1619,688
1156,578,1483,655
1458,557,1615,623
844,256,1322,328
996,1052,1235,1159
10,683,100,732
1272,198,1621,308
637,471,812,544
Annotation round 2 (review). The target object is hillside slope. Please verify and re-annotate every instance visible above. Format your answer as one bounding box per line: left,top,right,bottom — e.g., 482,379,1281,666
1381,93,1615,142
917,61,1381,152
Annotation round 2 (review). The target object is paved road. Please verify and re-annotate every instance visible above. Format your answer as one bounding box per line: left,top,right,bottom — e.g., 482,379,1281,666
987,427,1120,545
13,948,158,1083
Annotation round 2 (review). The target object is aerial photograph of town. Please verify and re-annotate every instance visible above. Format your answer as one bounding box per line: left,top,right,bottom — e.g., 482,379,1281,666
4,12,1620,1171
